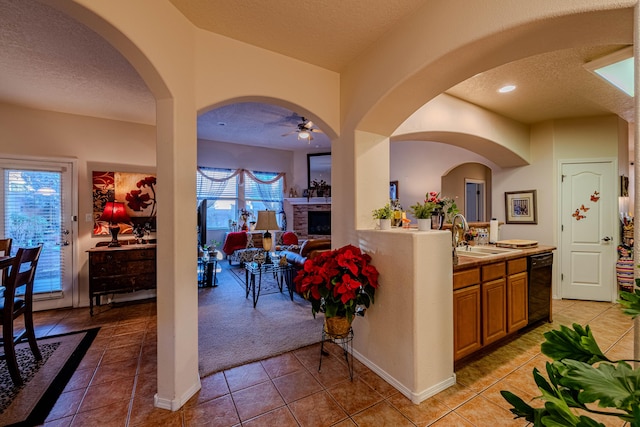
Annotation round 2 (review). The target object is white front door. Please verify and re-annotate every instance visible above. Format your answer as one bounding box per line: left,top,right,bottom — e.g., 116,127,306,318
560,160,616,301
0,158,76,310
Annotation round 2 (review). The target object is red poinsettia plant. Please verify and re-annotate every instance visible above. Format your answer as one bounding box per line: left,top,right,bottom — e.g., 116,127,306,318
294,244,379,322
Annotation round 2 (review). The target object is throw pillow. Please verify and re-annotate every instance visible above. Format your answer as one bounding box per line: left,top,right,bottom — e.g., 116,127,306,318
282,231,299,246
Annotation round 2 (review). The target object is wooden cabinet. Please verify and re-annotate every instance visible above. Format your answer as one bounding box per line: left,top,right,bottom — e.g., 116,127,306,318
87,244,156,315
453,284,482,360
507,258,528,332
482,278,507,345
454,257,528,362
481,262,507,345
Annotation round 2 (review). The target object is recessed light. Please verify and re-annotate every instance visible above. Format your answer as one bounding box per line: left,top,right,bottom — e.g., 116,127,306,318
217,122,226,126
498,85,516,93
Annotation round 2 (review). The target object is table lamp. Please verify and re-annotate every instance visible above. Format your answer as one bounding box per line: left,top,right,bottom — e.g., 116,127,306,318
99,201,131,247
255,210,279,263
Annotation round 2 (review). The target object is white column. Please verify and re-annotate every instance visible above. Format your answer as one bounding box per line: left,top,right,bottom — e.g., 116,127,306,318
154,98,201,410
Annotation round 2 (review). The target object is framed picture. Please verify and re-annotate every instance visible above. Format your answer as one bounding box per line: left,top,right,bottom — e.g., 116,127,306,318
505,190,537,224
92,171,157,235
390,181,399,200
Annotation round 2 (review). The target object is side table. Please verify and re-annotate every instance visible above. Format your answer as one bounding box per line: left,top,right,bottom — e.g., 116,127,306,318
198,251,222,287
244,258,295,307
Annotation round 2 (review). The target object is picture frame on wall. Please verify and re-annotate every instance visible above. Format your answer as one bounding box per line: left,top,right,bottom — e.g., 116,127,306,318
505,190,537,224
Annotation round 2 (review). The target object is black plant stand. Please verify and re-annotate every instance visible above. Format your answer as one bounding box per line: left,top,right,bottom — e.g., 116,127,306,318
319,327,354,381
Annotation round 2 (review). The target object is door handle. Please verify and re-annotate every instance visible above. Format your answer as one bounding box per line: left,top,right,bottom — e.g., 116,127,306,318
601,236,612,242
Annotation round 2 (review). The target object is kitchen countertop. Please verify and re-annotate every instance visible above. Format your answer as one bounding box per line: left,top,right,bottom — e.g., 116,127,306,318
453,244,556,270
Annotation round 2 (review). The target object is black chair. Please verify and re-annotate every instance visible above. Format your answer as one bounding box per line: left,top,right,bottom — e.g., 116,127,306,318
0,238,12,284
1,245,43,386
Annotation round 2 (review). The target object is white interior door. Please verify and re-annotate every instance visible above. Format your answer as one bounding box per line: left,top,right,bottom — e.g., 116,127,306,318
0,158,76,310
560,160,616,301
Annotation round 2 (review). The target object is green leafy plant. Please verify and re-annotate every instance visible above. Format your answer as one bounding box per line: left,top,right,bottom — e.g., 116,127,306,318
202,239,220,251
408,200,437,219
372,203,392,220
501,287,640,426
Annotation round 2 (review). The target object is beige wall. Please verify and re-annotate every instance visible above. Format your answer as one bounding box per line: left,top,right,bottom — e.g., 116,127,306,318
442,163,493,220
0,101,156,307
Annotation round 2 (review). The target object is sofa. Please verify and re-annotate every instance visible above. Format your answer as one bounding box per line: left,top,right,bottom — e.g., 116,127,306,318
282,238,332,268
222,230,300,265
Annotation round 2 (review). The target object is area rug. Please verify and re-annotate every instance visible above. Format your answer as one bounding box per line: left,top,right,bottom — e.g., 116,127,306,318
229,265,283,296
199,264,324,376
0,328,99,427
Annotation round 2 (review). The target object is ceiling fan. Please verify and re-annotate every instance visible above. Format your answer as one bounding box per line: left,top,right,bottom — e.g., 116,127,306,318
281,116,323,142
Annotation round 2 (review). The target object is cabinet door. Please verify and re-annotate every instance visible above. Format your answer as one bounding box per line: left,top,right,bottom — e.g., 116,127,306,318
508,272,528,332
453,285,482,360
482,278,507,345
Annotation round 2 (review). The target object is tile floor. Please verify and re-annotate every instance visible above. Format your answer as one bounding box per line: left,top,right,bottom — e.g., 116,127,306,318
29,297,633,426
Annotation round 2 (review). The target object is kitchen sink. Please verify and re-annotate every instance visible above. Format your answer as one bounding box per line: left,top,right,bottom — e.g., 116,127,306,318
455,245,522,258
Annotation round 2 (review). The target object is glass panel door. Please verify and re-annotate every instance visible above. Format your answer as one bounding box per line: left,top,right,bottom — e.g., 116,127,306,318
0,158,75,310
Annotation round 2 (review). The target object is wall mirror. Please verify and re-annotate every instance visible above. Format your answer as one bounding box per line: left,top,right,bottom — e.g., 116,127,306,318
307,152,331,189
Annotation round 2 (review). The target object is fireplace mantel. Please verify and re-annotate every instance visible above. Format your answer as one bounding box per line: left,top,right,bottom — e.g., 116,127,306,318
284,197,331,205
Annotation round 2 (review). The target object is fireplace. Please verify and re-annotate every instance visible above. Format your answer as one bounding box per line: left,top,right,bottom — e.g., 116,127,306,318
308,211,331,235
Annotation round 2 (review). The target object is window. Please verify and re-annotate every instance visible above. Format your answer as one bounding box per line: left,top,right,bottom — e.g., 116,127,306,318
196,168,284,230
245,171,283,214
197,168,238,229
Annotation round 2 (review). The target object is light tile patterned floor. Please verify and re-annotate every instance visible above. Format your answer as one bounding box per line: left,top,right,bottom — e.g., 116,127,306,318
30,297,633,426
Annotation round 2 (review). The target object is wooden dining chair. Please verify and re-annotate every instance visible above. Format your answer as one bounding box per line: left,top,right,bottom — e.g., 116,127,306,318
0,238,12,284
1,245,43,386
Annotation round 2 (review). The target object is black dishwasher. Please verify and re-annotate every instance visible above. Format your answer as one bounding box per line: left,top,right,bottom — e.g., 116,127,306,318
527,252,553,325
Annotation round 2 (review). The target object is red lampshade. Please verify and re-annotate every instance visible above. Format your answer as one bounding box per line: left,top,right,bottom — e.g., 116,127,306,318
99,201,131,224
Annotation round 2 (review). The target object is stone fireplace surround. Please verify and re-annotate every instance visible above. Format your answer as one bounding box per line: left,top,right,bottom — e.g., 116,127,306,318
283,198,331,240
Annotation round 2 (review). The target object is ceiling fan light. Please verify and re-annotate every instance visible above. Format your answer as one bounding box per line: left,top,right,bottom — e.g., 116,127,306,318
298,130,311,140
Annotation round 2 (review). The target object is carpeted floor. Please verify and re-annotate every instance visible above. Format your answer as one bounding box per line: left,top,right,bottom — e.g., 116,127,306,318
198,262,324,376
0,328,98,426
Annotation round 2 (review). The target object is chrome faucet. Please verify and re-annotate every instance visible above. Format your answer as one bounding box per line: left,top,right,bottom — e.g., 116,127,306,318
451,213,469,265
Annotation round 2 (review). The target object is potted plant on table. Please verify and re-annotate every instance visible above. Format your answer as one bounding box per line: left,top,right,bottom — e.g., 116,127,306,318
372,203,393,230
408,198,437,230
294,244,380,337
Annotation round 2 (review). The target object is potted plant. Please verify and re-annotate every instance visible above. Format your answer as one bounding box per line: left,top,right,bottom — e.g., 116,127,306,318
424,191,459,228
501,286,640,426
294,244,379,337
408,199,437,230
372,203,393,230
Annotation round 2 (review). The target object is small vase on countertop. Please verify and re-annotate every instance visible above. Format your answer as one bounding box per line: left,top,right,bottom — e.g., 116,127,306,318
379,218,391,230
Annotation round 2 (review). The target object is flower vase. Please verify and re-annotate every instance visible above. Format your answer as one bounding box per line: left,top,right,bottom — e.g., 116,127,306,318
431,210,444,230
379,218,391,230
324,316,352,338
417,218,431,231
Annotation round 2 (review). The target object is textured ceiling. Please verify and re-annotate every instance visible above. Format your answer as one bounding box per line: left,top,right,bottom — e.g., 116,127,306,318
0,0,634,153
0,0,155,125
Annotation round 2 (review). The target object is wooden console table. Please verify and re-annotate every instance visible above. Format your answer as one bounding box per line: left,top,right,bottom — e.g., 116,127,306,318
87,244,156,315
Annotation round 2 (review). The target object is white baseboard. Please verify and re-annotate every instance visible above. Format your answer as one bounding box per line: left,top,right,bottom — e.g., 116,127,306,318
352,348,456,404
154,378,202,411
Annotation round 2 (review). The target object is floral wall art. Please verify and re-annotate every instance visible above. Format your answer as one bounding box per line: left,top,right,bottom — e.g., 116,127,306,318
92,171,157,236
